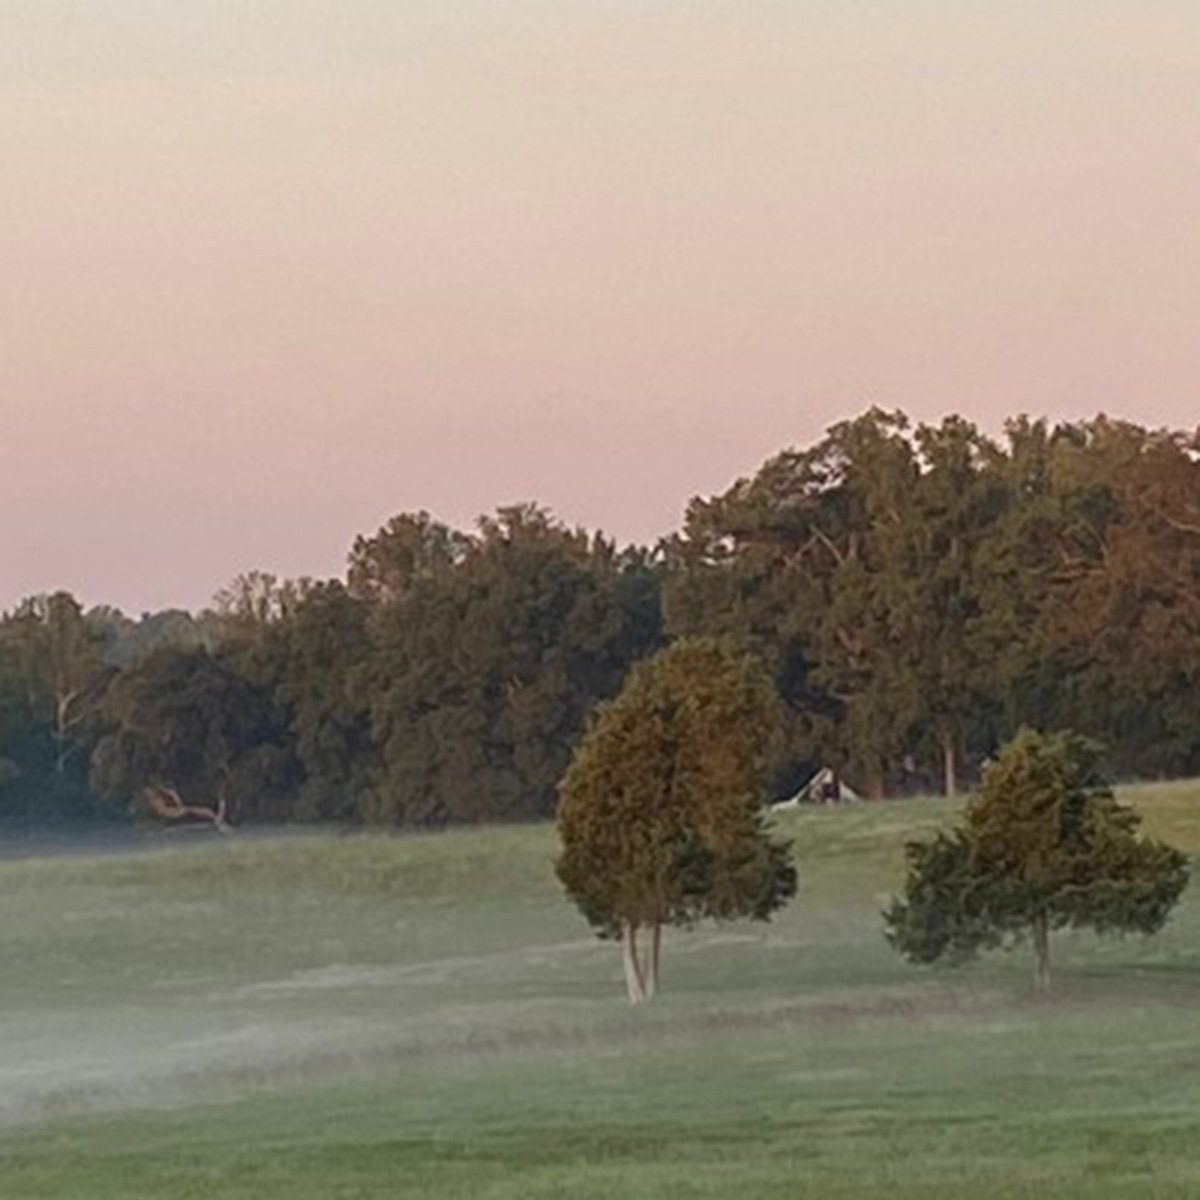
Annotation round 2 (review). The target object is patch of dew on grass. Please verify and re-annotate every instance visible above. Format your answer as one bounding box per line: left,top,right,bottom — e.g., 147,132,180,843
0,1015,395,1130
234,937,601,999
778,1066,868,1084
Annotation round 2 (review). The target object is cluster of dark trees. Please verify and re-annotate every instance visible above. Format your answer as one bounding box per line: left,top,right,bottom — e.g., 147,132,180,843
0,505,662,827
665,409,1200,797
3,408,1199,829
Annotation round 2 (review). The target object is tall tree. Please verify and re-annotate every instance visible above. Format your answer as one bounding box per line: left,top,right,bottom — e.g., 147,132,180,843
906,417,1010,794
0,593,112,820
267,582,376,822
206,571,315,640
665,409,927,797
347,511,469,606
365,505,663,825
1033,420,1200,776
556,638,796,1003
1,593,110,776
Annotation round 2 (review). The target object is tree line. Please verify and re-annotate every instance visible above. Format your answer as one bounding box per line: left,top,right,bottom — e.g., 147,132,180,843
2,408,1200,828
0,505,663,827
665,408,1200,797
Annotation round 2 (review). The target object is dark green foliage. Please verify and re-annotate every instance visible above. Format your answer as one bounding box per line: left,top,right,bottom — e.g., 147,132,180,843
10,408,1200,831
0,592,112,821
266,583,376,822
556,638,796,996
90,647,298,823
346,510,468,606
883,831,1002,964
1028,421,1200,776
4,507,661,830
88,606,211,669
666,411,1200,793
365,504,664,825
205,571,316,643
204,580,377,823
884,729,1189,989
664,409,995,799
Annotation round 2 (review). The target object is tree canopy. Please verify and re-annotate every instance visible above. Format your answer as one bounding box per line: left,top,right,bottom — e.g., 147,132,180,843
364,504,663,825
5,408,1200,832
556,638,797,1003
665,410,1200,796
884,729,1189,992
89,646,297,825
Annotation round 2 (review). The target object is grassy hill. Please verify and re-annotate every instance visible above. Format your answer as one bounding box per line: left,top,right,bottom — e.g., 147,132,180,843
3,783,1200,1197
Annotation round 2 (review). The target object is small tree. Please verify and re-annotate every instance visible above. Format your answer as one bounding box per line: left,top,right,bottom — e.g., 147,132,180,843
556,638,797,1003
885,729,1188,993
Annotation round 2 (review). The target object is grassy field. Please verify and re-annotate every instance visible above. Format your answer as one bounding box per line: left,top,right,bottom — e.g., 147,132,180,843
3,784,1200,1197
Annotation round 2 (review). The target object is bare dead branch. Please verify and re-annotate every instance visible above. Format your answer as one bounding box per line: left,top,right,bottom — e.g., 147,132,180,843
144,785,233,834
1164,514,1200,538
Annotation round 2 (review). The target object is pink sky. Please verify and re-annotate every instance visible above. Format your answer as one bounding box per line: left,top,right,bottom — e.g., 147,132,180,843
3,2,1199,613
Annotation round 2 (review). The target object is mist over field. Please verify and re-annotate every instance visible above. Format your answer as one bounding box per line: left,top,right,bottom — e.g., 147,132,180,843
3,789,1200,1197
5,0,1200,1193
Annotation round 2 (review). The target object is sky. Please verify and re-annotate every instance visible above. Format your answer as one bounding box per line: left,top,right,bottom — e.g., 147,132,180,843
3,1,1199,614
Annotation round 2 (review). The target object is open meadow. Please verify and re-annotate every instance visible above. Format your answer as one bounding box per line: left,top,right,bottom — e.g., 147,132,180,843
3,784,1200,1198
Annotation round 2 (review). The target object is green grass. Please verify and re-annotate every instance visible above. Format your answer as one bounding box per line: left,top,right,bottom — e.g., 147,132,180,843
4,784,1200,1197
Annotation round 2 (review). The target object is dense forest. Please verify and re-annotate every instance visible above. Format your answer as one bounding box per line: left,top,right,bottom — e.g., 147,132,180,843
3,408,1199,829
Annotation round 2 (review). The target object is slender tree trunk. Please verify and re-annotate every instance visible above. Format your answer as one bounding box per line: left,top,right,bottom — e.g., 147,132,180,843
942,733,957,799
1031,910,1051,996
865,773,885,801
642,919,663,1001
54,692,73,775
621,920,647,1004
53,688,88,775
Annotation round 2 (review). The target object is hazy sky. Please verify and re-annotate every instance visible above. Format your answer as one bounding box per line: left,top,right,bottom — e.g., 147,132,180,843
3,2,1199,613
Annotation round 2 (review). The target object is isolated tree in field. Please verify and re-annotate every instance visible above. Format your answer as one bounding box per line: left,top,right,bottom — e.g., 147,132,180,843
884,729,1188,993
556,638,797,1004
